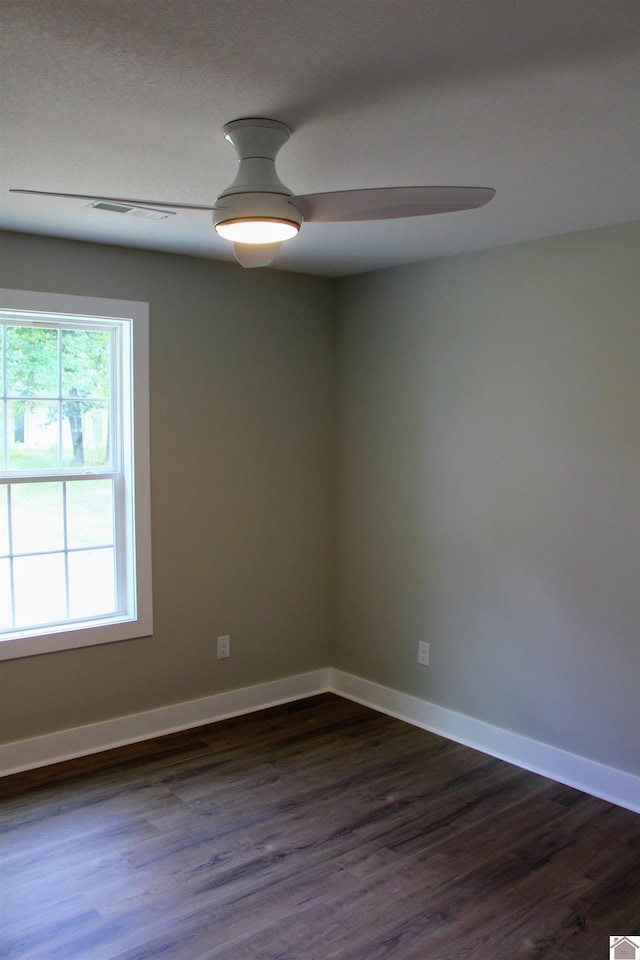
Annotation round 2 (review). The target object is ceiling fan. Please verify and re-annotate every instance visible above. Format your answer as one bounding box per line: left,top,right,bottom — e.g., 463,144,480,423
11,117,495,268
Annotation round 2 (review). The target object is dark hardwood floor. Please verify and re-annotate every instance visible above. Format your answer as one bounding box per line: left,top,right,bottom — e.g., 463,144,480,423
1,693,638,960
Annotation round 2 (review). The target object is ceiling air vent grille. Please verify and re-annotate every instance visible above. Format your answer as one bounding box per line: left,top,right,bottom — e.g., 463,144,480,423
88,201,174,220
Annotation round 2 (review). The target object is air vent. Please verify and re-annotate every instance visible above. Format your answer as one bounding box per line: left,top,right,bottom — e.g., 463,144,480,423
88,201,173,220
90,200,134,214
130,208,174,221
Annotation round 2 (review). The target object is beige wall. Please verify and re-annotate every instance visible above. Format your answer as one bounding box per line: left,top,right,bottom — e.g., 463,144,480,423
1,222,638,780
334,222,639,775
0,232,336,740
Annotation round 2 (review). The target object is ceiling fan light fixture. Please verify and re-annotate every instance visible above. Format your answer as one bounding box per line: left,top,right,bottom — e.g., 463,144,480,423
215,217,300,244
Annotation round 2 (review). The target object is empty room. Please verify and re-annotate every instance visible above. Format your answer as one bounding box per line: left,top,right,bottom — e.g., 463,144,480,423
0,1,638,958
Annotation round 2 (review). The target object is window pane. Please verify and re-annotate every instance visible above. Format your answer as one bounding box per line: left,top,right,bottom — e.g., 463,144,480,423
61,330,111,468
5,326,58,397
7,400,60,470
62,402,110,468
62,329,110,399
0,485,8,555
68,548,115,619
13,553,66,627
11,482,63,554
66,480,114,549
0,558,11,629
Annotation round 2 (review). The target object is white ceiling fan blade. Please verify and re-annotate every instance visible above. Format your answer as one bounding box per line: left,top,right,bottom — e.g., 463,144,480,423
233,241,282,268
10,188,224,212
291,186,495,223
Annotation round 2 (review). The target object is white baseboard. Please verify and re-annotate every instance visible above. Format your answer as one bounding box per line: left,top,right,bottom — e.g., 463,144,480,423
2,665,637,814
0,668,331,777
330,669,640,815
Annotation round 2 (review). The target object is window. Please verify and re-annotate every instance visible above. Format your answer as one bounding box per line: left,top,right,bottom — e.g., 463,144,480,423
0,289,152,660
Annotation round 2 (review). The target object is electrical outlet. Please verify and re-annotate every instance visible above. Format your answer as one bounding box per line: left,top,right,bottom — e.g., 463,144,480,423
217,635,231,659
418,641,430,666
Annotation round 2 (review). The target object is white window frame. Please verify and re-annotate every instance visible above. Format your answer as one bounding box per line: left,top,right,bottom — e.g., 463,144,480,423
0,289,152,660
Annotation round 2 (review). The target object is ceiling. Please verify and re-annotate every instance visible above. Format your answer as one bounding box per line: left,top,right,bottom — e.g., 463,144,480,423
0,0,638,278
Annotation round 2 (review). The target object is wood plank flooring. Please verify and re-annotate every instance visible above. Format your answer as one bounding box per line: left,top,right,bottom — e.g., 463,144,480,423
1,693,638,959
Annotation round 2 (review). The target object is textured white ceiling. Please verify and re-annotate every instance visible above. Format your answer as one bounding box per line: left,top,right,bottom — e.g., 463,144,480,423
0,0,638,276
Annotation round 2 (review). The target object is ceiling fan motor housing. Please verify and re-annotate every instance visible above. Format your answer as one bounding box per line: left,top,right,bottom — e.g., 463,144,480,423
213,118,302,234
212,190,302,232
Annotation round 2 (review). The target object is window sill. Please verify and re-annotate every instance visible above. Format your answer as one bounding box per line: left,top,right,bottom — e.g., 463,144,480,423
0,615,153,660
